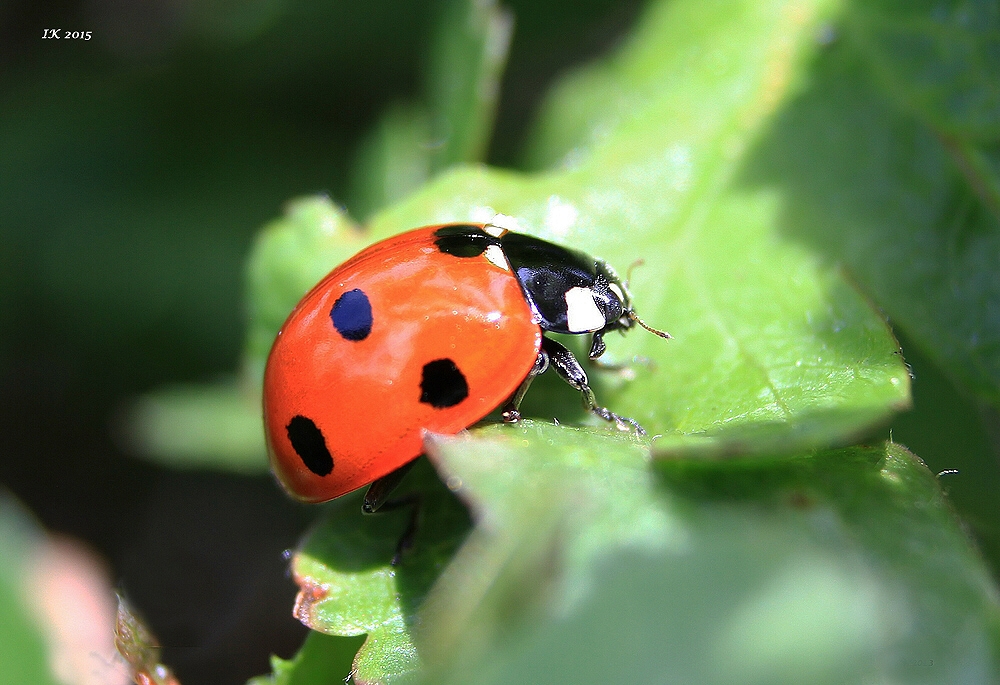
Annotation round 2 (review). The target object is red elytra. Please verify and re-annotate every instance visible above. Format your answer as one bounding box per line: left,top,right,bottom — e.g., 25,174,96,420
263,225,541,503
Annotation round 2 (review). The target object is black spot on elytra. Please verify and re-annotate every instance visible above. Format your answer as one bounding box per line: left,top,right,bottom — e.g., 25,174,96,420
433,225,497,258
286,415,334,476
331,288,373,341
419,358,469,408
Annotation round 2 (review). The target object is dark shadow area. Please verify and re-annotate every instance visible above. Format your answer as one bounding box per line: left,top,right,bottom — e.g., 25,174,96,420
889,335,1000,581
732,32,1000,579
736,37,999,407
655,446,884,506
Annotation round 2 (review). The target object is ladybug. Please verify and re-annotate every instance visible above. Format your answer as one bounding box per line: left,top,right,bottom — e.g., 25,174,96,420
263,222,669,510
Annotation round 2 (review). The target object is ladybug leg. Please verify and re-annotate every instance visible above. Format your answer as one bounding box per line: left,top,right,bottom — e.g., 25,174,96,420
588,331,607,360
362,460,417,513
541,336,647,435
363,461,420,565
501,348,550,423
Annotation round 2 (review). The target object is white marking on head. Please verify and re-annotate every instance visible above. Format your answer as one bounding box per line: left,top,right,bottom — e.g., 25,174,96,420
565,287,606,332
609,282,625,302
483,223,507,238
484,244,510,271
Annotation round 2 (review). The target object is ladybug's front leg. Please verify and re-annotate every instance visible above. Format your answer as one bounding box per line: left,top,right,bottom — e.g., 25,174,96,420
541,336,646,435
501,348,549,423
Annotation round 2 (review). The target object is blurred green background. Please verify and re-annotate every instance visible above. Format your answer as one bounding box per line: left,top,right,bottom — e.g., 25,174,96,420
0,1,642,683
3,1,1000,684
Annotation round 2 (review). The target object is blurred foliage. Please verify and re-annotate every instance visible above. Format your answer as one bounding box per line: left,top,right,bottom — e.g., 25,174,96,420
425,433,999,685
126,382,269,471
0,495,57,685
2,0,999,683
114,595,182,685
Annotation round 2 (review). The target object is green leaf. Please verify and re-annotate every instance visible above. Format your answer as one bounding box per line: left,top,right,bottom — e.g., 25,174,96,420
417,422,664,672
743,41,1000,409
846,0,1000,139
288,459,471,684
246,631,364,685
425,0,514,170
950,142,1000,216
417,427,1000,684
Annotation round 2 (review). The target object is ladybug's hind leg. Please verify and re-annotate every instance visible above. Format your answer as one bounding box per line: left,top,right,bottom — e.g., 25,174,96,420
362,460,416,513
542,336,646,435
363,461,420,565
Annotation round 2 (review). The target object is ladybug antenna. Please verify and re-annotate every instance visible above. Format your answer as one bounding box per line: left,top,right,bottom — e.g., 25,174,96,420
627,310,671,339
625,259,645,290
621,259,670,339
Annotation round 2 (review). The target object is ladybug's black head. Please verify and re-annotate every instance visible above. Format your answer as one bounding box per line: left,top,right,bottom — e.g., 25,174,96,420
487,229,669,356
587,259,670,360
